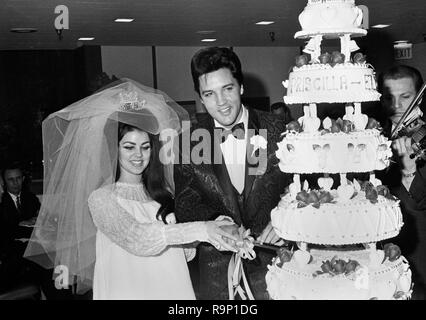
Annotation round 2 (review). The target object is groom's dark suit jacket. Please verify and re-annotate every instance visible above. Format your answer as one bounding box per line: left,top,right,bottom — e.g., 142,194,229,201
174,107,291,299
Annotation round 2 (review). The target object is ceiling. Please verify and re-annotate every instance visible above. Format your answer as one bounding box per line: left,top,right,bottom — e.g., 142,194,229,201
1,0,425,50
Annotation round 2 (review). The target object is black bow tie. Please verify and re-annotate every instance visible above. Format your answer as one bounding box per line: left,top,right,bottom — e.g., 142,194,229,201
216,122,245,142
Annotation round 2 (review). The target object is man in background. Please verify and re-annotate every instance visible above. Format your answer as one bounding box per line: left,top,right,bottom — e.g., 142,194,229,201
270,101,292,121
0,162,40,291
378,65,426,299
0,163,40,235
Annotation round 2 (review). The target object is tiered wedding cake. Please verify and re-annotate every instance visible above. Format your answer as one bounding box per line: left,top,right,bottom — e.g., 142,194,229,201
265,0,413,300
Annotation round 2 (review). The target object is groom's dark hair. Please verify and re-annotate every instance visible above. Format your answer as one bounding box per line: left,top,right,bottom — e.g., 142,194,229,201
190,47,244,95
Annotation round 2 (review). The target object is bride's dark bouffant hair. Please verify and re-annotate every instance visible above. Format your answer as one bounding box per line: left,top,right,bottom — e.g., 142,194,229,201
117,122,174,223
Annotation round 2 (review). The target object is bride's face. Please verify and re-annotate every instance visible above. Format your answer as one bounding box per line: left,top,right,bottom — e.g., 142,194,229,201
118,129,151,180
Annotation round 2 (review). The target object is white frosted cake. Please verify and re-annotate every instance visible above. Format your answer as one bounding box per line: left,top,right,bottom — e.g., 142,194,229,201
266,0,412,300
295,0,366,39
283,63,380,104
266,248,411,300
276,129,392,174
272,187,403,245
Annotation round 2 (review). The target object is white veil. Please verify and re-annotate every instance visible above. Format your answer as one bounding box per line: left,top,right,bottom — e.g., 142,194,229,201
24,79,189,294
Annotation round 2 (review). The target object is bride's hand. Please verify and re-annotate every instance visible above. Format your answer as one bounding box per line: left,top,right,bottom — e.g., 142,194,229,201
204,220,239,252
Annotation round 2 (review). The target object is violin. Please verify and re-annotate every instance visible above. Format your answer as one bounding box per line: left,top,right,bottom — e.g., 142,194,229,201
391,82,426,163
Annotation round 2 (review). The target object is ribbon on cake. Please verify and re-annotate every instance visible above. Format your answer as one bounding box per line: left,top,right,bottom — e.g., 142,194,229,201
227,228,256,300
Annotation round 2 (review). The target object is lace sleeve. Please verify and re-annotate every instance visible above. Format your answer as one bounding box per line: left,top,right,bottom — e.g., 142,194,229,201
88,188,209,257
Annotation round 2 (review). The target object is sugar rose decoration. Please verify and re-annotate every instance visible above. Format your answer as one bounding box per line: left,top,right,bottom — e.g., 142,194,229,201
383,243,401,262
313,256,361,277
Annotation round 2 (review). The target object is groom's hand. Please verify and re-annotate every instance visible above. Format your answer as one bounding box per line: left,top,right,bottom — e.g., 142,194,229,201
257,222,284,246
206,220,239,252
220,223,243,247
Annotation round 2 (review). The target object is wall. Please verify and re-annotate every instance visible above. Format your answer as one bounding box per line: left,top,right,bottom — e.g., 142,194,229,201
101,46,154,86
234,47,300,104
101,45,300,113
0,48,93,178
101,43,426,121
403,42,426,80
156,46,204,102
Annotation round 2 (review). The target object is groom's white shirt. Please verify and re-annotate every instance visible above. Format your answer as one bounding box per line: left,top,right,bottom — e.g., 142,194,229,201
214,105,248,194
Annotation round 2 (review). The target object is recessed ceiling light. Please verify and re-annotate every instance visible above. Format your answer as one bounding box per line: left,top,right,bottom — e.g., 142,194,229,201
78,37,95,41
196,30,216,35
201,38,217,42
371,24,391,29
256,21,275,25
114,18,134,23
10,27,37,33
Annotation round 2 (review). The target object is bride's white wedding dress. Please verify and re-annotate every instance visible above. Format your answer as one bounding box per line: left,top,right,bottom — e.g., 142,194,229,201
88,182,207,300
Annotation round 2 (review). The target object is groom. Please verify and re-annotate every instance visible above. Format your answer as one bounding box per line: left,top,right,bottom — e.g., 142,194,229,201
174,47,291,299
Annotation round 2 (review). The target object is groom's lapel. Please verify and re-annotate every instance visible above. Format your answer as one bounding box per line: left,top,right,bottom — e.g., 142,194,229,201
207,119,242,224
244,108,261,201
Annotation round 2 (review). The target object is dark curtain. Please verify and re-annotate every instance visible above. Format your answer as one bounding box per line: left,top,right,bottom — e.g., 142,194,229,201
0,46,102,179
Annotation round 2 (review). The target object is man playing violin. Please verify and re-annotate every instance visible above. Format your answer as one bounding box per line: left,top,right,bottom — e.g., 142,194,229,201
378,65,426,299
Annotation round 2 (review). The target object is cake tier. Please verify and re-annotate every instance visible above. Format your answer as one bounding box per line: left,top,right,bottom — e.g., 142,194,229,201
271,193,402,245
275,129,392,174
296,0,366,39
283,63,380,104
266,248,412,300
295,29,366,39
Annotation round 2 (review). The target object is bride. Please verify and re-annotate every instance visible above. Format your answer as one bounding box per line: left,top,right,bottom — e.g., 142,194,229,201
24,79,237,299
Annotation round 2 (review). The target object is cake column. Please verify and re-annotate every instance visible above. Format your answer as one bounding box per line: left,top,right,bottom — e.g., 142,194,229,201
340,34,360,63
352,103,368,131
301,104,320,133
369,172,382,187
